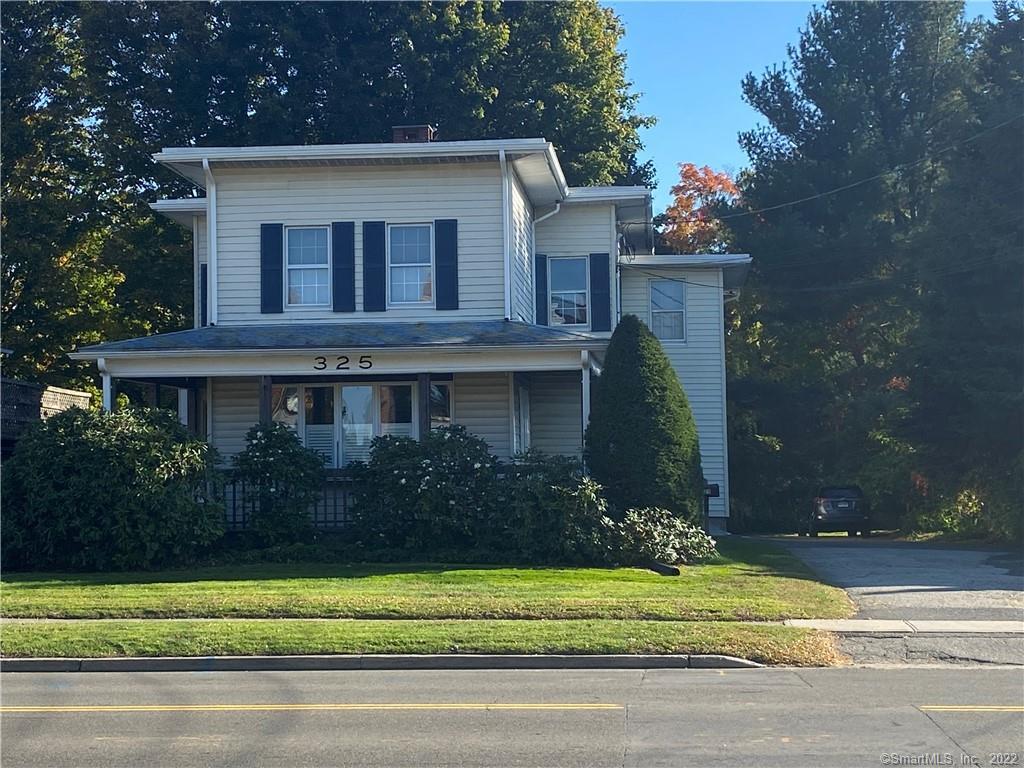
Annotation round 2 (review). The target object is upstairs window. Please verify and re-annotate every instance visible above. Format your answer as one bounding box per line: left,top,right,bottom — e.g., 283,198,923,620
389,224,433,304
650,279,685,341
286,227,330,306
549,257,588,326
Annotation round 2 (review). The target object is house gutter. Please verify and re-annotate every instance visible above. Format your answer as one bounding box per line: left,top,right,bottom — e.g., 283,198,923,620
202,159,218,325
499,149,512,320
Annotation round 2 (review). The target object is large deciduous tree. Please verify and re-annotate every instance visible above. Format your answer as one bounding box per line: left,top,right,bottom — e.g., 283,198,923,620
659,163,739,253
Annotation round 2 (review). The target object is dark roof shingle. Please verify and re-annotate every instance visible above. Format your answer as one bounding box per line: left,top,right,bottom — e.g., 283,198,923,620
75,320,605,355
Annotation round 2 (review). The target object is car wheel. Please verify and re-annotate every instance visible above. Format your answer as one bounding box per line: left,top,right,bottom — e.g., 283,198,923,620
808,524,818,538
861,529,871,538
848,529,858,537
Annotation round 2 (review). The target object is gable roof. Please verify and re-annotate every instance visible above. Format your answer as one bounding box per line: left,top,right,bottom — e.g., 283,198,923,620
154,138,569,206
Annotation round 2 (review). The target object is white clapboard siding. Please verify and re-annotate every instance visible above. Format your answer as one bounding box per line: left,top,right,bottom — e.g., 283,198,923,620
210,377,259,460
452,372,511,459
535,202,616,328
509,168,534,322
619,267,729,517
193,215,208,328
529,371,582,457
213,163,504,325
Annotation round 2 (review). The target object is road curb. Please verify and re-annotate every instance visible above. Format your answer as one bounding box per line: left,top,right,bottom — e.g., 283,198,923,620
0,654,763,673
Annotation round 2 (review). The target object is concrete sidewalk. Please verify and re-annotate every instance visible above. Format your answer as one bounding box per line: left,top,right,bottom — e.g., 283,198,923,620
785,619,1024,633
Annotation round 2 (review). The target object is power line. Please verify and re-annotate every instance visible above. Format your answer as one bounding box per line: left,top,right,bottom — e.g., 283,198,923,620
715,113,1024,221
618,113,1023,232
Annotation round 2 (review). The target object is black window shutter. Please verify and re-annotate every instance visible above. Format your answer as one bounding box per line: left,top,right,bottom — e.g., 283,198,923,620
260,223,284,314
534,254,548,325
589,252,611,331
434,219,459,310
332,221,355,312
362,221,386,312
199,263,209,327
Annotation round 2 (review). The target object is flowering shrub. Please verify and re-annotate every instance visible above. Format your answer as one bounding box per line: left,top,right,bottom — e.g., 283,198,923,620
616,507,718,565
2,407,223,571
350,426,499,550
233,423,325,545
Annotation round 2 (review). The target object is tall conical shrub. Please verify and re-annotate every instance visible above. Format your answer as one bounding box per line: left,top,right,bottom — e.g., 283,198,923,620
585,314,704,521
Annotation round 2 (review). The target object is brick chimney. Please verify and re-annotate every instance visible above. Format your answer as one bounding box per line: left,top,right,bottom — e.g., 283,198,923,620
391,124,437,143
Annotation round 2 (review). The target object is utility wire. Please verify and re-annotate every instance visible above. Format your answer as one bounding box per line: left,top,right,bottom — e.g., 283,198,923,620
617,113,1023,231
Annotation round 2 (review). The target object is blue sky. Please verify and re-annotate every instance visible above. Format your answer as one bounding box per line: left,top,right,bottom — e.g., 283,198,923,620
610,1,998,211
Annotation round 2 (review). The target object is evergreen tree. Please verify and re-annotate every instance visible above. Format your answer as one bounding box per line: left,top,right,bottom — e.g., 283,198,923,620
585,315,704,522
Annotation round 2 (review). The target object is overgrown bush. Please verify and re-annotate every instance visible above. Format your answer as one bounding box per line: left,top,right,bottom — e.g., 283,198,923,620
2,407,223,571
233,423,325,545
586,314,705,522
491,451,585,558
350,426,499,550
616,507,718,565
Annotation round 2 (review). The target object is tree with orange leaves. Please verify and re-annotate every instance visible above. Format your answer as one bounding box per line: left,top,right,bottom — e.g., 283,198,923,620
659,163,738,253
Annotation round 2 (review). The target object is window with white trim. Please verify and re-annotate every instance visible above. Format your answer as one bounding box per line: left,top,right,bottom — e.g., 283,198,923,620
549,256,588,326
388,223,433,304
650,279,685,340
286,226,330,306
429,383,453,430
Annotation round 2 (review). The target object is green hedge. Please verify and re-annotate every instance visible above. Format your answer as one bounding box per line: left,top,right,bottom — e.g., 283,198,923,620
2,407,224,571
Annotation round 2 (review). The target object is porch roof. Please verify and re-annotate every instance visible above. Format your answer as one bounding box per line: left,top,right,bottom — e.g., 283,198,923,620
72,320,607,358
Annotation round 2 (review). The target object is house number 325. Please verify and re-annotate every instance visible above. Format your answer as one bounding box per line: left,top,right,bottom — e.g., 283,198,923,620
312,355,373,371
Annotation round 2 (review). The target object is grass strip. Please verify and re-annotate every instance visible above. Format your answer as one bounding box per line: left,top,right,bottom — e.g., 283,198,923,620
0,540,853,622
0,619,844,667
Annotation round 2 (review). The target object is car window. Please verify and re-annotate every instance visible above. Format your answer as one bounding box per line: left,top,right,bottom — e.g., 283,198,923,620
819,487,863,498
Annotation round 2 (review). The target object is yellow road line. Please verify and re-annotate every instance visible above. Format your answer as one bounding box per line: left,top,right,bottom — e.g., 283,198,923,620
920,706,1024,712
1,703,623,714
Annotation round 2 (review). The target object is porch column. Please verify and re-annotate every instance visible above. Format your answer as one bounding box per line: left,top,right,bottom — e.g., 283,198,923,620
581,351,592,438
101,373,113,412
417,373,431,440
258,376,273,425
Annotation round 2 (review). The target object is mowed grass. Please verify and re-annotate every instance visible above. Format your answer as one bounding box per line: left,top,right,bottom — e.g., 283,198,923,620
0,619,843,666
0,540,852,622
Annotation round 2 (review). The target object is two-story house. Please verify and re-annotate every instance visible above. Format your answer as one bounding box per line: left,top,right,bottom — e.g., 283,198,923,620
72,127,749,533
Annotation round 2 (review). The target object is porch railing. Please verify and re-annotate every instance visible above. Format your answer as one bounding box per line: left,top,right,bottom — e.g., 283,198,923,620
220,470,357,531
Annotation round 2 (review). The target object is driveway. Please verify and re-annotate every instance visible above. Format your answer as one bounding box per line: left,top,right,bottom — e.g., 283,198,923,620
774,537,1024,621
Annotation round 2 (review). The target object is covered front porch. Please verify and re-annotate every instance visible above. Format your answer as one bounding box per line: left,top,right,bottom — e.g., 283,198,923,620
72,320,607,468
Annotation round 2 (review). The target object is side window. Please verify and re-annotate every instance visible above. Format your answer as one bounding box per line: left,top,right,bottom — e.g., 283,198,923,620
388,224,433,304
271,385,300,431
286,227,330,306
429,383,453,430
650,279,685,341
549,257,588,326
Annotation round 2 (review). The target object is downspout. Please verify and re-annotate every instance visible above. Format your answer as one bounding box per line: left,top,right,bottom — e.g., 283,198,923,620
499,149,512,320
202,159,218,325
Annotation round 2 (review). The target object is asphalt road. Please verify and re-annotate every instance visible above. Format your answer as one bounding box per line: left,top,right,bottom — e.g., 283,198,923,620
2,668,1022,767
774,537,1024,621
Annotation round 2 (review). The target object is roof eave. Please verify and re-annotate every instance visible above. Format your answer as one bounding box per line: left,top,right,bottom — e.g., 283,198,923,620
70,339,608,360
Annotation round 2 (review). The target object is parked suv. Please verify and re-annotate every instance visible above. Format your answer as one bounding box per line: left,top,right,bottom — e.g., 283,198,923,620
799,486,870,537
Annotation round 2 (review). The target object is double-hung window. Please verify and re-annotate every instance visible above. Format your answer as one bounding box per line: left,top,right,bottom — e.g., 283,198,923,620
286,227,330,306
549,257,588,326
389,224,433,304
650,279,685,341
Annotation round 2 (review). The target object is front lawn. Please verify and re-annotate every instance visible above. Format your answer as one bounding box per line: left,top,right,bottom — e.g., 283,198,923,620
0,539,853,621
0,619,842,666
